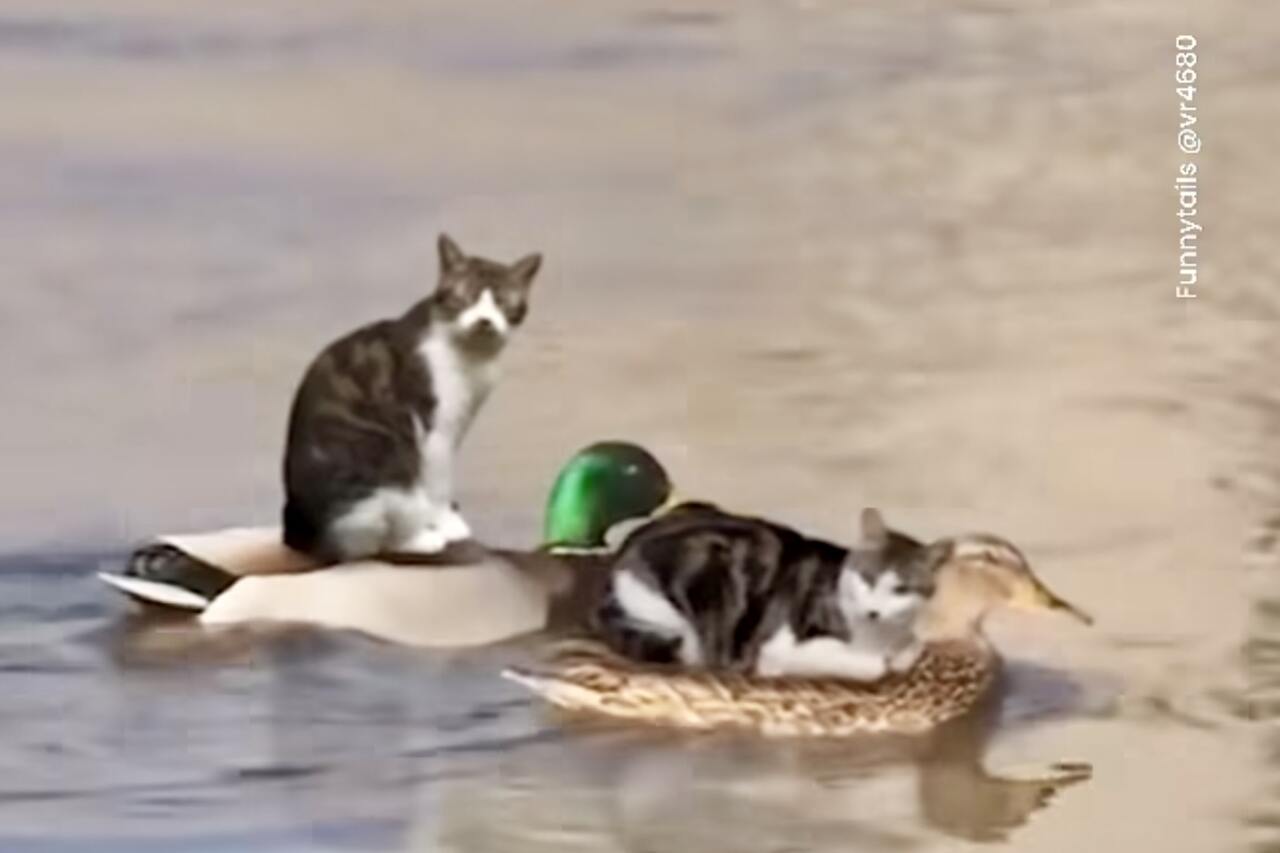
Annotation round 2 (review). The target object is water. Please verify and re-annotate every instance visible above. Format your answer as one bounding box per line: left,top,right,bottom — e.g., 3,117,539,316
1,0,1277,849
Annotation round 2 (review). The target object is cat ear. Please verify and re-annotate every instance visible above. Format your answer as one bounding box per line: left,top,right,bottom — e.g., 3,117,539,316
438,233,466,273
510,253,542,286
860,508,888,547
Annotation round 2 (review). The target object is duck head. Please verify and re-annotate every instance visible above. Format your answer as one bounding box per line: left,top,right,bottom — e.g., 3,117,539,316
542,442,673,551
917,533,1092,641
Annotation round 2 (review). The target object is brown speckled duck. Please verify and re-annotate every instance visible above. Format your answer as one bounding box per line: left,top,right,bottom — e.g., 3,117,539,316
504,534,1091,736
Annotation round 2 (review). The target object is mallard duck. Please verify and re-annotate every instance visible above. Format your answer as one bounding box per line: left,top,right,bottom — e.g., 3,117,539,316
504,534,1092,735
98,441,673,647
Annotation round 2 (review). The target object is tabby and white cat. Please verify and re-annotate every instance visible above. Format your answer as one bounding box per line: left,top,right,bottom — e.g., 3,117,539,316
593,505,943,681
282,234,541,562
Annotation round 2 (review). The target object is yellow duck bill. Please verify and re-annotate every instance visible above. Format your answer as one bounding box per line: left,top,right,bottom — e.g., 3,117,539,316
1034,582,1093,626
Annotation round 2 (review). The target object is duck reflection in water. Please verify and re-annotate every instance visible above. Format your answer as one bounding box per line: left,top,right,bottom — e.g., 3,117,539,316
102,611,1092,849
422,666,1093,850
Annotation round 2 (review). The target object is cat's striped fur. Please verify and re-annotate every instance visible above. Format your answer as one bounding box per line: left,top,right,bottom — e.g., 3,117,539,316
593,504,944,682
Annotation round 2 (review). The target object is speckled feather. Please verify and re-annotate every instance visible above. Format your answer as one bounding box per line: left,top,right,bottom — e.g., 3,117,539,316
505,638,998,737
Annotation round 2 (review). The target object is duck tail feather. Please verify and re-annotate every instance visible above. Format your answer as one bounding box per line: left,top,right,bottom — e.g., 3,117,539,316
99,542,236,611
502,667,597,710
502,666,556,694
97,571,211,611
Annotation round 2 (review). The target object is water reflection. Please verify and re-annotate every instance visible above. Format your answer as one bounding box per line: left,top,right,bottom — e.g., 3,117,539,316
100,611,1093,850
424,691,1090,851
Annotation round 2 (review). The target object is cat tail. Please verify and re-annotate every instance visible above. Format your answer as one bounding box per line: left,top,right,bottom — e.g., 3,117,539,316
98,542,237,611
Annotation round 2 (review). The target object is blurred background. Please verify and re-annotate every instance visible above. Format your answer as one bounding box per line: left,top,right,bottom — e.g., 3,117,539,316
0,0,1277,851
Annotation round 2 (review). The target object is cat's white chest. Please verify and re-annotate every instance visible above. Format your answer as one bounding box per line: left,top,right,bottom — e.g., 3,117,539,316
415,332,498,496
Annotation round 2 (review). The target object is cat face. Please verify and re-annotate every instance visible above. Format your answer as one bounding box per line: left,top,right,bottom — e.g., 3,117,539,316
842,569,928,624
433,233,541,352
839,508,937,624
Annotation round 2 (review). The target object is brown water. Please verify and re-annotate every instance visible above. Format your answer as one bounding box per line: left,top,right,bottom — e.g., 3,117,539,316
2,0,1278,850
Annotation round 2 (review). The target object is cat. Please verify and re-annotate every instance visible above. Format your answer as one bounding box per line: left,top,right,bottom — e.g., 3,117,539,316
592,504,944,681
282,233,541,562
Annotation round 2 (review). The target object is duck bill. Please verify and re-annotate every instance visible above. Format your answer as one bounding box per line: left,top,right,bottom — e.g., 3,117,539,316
1031,580,1093,626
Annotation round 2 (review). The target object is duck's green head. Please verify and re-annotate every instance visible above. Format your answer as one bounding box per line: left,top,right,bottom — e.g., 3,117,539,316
542,442,673,551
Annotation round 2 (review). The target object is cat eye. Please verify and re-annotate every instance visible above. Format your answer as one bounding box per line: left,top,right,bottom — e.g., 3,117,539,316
496,290,527,323
437,280,471,311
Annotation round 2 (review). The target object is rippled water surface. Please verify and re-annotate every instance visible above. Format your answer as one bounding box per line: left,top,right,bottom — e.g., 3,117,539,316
2,1,1278,850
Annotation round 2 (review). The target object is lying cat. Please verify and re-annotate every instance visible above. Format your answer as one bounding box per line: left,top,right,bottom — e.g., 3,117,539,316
282,234,541,562
593,505,942,681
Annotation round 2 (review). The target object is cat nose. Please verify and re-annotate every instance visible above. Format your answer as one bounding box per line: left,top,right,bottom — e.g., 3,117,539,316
468,317,506,340
866,610,881,621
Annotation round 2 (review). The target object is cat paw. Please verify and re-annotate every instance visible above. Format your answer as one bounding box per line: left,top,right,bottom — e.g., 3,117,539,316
401,526,449,555
888,643,923,674
436,509,472,543
852,657,889,683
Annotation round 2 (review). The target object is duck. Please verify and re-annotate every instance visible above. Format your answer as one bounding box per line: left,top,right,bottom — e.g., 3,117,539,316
503,533,1092,735
98,441,674,648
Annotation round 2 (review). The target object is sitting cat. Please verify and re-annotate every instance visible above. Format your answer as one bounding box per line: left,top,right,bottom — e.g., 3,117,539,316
593,505,943,681
282,234,541,562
